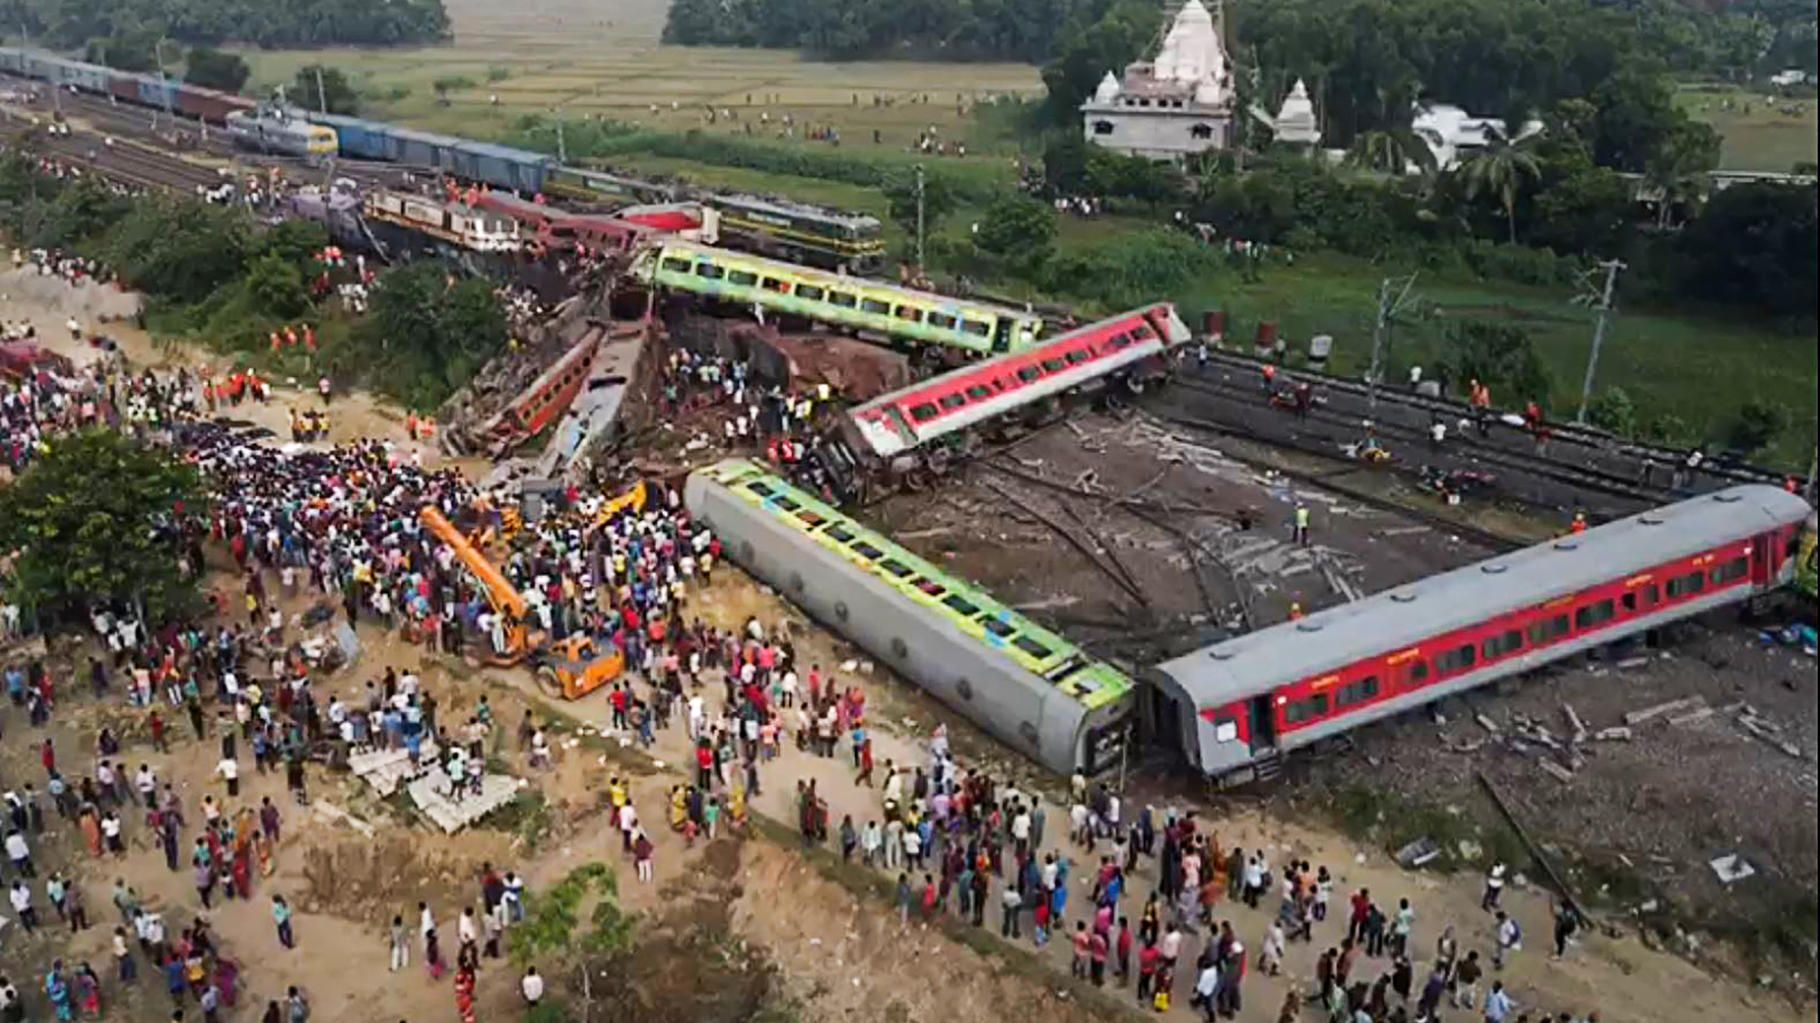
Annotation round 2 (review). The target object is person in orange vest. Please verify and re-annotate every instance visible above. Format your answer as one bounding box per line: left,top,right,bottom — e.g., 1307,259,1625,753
405,411,419,441
1288,601,1304,621
304,324,317,351
285,325,299,348
1469,379,1492,436
1262,363,1277,392
1569,511,1587,535
269,330,282,353
1784,475,1800,494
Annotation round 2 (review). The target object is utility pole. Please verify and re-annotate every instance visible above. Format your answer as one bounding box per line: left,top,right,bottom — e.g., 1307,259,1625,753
314,66,329,115
914,163,926,269
554,108,567,164
1367,273,1418,414
153,39,175,128
1574,258,1625,424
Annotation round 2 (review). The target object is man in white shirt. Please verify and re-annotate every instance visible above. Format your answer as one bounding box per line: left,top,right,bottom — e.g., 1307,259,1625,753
8,880,37,931
521,966,544,1005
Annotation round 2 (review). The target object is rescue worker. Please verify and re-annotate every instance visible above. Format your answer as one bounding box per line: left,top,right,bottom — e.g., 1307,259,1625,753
1569,511,1587,535
1292,503,1310,546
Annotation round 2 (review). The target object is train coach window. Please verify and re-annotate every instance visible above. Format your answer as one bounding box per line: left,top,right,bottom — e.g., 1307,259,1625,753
827,291,858,308
850,540,885,560
927,312,958,330
727,270,759,286
966,385,994,401
796,284,824,301
910,403,941,423
1131,324,1156,340
861,298,892,315
1527,614,1570,645
744,481,775,497
1041,358,1068,373
1435,644,1476,675
1406,660,1430,685
893,306,923,322
823,524,855,543
661,257,692,273
1643,583,1660,607
1336,676,1380,707
1017,366,1043,383
1012,636,1054,660
761,277,788,292
1065,349,1091,365
1711,557,1749,584
942,594,982,617
939,394,968,411
1213,717,1239,743
771,496,800,511
1284,694,1329,724
877,558,914,578
694,263,724,279
794,510,825,527
1048,658,1089,684
981,618,1015,638
1482,630,1523,659
961,320,991,337
1574,599,1616,630
913,578,947,598
1667,571,1705,598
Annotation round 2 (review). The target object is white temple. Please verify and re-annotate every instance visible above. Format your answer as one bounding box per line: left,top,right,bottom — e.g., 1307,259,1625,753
1410,103,1544,172
1080,0,1236,161
1271,78,1320,148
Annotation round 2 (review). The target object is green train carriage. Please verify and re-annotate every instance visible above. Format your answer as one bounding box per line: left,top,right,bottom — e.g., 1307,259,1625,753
635,240,1044,359
684,458,1134,775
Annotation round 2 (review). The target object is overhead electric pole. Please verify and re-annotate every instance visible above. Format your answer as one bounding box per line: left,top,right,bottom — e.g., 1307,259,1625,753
554,108,567,163
1367,273,1419,413
1574,258,1625,425
914,163,926,269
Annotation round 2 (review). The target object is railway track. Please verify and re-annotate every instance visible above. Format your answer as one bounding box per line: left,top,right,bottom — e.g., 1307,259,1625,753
1195,348,1792,492
1171,373,1670,509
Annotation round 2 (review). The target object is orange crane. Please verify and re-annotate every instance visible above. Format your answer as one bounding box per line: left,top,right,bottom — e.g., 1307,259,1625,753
419,505,624,699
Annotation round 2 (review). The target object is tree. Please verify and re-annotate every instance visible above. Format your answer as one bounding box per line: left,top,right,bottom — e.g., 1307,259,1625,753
508,862,636,1023
1443,321,1553,407
1673,182,1818,319
1457,138,1541,243
101,196,251,303
185,46,250,93
84,33,160,73
246,253,309,318
356,261,507,408
1643,118,1721,229
0,431,208,626
291,65,358,115
1585,387,1638,436
974,194,1057,262
1345,129,1434,178
1727,400,1787,455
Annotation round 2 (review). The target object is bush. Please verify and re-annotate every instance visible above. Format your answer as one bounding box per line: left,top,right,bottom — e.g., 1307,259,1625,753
1585,387,1638,436
1727,401,1787,454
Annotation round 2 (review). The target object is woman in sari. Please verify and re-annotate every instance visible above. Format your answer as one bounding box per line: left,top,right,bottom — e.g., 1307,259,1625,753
231,829,253,900
74,962,101,1018
78,806,103,858
453,964,477,1023
45,961,73,1022
727,781,748,831
668,785,688,831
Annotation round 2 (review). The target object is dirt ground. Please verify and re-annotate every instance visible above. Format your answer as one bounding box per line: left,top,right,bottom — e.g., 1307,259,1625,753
1,272,1813,1023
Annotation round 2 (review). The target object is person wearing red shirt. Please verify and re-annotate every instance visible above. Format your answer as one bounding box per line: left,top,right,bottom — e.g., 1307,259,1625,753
1089,928,1110,986
694,743,714,789
1115,917,1134,985
1137,939,1162,1002
609,686,629,730
1348,888,1372,945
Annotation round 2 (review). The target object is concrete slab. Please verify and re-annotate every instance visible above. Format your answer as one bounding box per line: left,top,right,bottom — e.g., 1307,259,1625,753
406,768,520,834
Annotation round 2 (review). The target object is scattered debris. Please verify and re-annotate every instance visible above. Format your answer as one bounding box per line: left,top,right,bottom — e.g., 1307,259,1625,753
1539,759,1577,784
1562,703,1588,744
1475,713,1501,735
406,768,520,834
1708,853,1756,885
1593,726,1633,742
1668,706,1717,727
1623,696,1703,726
311,800,377,838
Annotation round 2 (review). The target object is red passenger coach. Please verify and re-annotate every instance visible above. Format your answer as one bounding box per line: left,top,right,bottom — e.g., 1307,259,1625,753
845,302,1191,460
1144,485,1813,785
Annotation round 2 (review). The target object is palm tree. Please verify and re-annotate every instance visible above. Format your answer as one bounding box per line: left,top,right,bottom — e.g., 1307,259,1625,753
1458,138,1540,244
1345,129,1435,178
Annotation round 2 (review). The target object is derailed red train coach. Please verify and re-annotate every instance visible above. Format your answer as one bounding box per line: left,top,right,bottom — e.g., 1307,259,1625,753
1144,485,1813,785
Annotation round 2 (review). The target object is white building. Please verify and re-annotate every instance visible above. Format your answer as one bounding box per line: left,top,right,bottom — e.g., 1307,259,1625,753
1271,78,1321,148
1080,0,1235,162
1410,103,1543,172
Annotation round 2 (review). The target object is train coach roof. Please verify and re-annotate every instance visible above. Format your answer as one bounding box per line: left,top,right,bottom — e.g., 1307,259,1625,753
1149,485,1812,706
456,140,556,165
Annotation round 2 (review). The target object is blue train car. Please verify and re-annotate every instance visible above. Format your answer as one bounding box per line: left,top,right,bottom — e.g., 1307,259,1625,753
386,127,462,171
136,77,176,109
450,140,553,195
304,112,391,161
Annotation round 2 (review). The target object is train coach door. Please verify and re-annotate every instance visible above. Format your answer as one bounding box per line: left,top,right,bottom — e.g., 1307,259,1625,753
1247,695,1278,754
1751,534,1773,586
991,319,1013,354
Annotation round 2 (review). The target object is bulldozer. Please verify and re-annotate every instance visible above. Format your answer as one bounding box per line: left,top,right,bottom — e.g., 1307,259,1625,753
420,504,624,700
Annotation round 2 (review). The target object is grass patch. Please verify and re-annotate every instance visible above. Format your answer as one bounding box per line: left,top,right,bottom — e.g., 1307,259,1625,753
489,790,556,851
1176,250,1818,469
1676,83,1818,172
1324,783,1528,874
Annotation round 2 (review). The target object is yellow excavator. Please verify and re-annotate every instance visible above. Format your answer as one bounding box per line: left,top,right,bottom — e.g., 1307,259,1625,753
420,505,625,700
